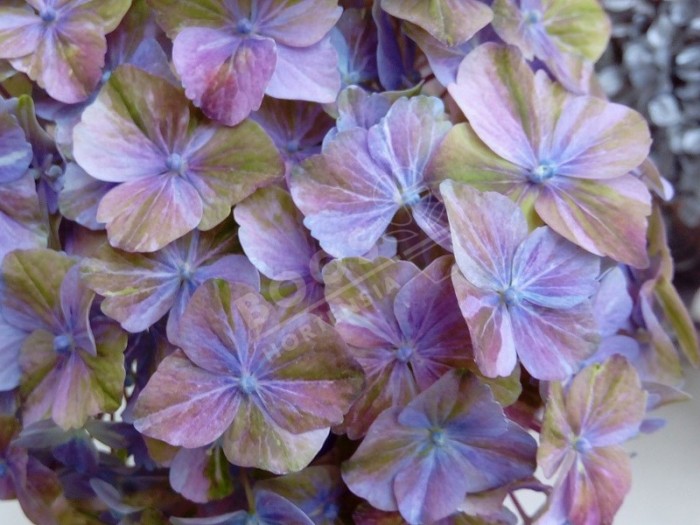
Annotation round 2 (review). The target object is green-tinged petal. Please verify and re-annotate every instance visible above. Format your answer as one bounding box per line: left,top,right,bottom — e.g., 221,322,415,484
222,400,329,475
382,0,492,46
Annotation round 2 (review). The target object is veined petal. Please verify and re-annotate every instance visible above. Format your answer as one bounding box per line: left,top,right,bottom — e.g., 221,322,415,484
0,112,32,184
173,29,276,126
266,38,340,103
256,0,341,47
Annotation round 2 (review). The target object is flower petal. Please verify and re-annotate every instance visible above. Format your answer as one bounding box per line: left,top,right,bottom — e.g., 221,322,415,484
0,112,32,184
97,174,203,252
173,29,276,126
265,38,340,103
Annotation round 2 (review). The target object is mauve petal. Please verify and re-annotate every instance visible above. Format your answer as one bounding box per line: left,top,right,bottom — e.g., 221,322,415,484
384,0,492,46
184,120,283,230
538,383,574,478
133,352,239,448
80,244,182,333
535,175,651,268
592,267,633,337
410,195,452,251
59,265,96,356
169,446,215,503
542,447,631,525
323,257,419,349
0,8,42,59
172,280,255,376
96,174,203,253
394,256,471,390
58,163,114,230
0,112,32,184
442,181,527,290
452,270,517,378
73,66,181,182
174,28,276,126
509,301,598,380
255,489,315,525
12,19,106,103
256,0,341,47
565,356,646,447
512,227,600,309
290,128,399,258
222,398,329,475
449,43,539,168
402,22,472,86
0,174,48,263
342,408,423,512
341,353,419,440
14,455,61,525
367,96,451,197
0,314,25,391
235,186,319,281
548,96,651,180
257,312,364,433
266,38,340,103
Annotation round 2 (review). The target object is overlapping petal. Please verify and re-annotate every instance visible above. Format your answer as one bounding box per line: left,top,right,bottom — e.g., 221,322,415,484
73,65,282,252
134,280,363,473
343,370,536,524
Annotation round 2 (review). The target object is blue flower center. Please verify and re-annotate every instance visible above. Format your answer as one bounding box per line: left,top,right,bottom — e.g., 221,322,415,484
524,9,542,24
166,153,186,176
237,18,253,34
286,139,300,153
399,187,423,207
430,428,447,447
40,7,57,23
53,334,74,355
101,69,112,83
239,374,258,395
396,345,414,363
573,436,592,454
501,287,521,307
529,162,557,183
179,262,194,281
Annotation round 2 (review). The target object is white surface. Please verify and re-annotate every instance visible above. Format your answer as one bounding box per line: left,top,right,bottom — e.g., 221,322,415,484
1,371,699,524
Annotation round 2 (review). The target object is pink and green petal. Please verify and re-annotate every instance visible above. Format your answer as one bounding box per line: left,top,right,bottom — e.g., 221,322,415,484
382,0,493,46
441,181,528,290
172,29,277,126
133,351,240,448
222,398,329,475
1,249,74,333
73,66,184,182
96,174,203,252
0,7,43,59
536,175,651,268
265,38,341,104
184,120,283,230
291,128,399,257
449,43,540,168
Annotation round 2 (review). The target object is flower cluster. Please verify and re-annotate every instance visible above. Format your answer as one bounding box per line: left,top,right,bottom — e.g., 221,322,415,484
0,1,696,524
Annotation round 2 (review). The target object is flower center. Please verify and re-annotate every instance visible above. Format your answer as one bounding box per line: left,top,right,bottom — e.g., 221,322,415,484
501,287,520,307
396,345,414,363
286,139,300,153
239,374,258,395
40,7,57,23
101,69,112,83
524,9,542,24
237,18,253,34
166,153,186,176
573,436,592,454
430,428,447,448
399,186,424,207
53,334,74,355
179,262,194,281
529,162,557,183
